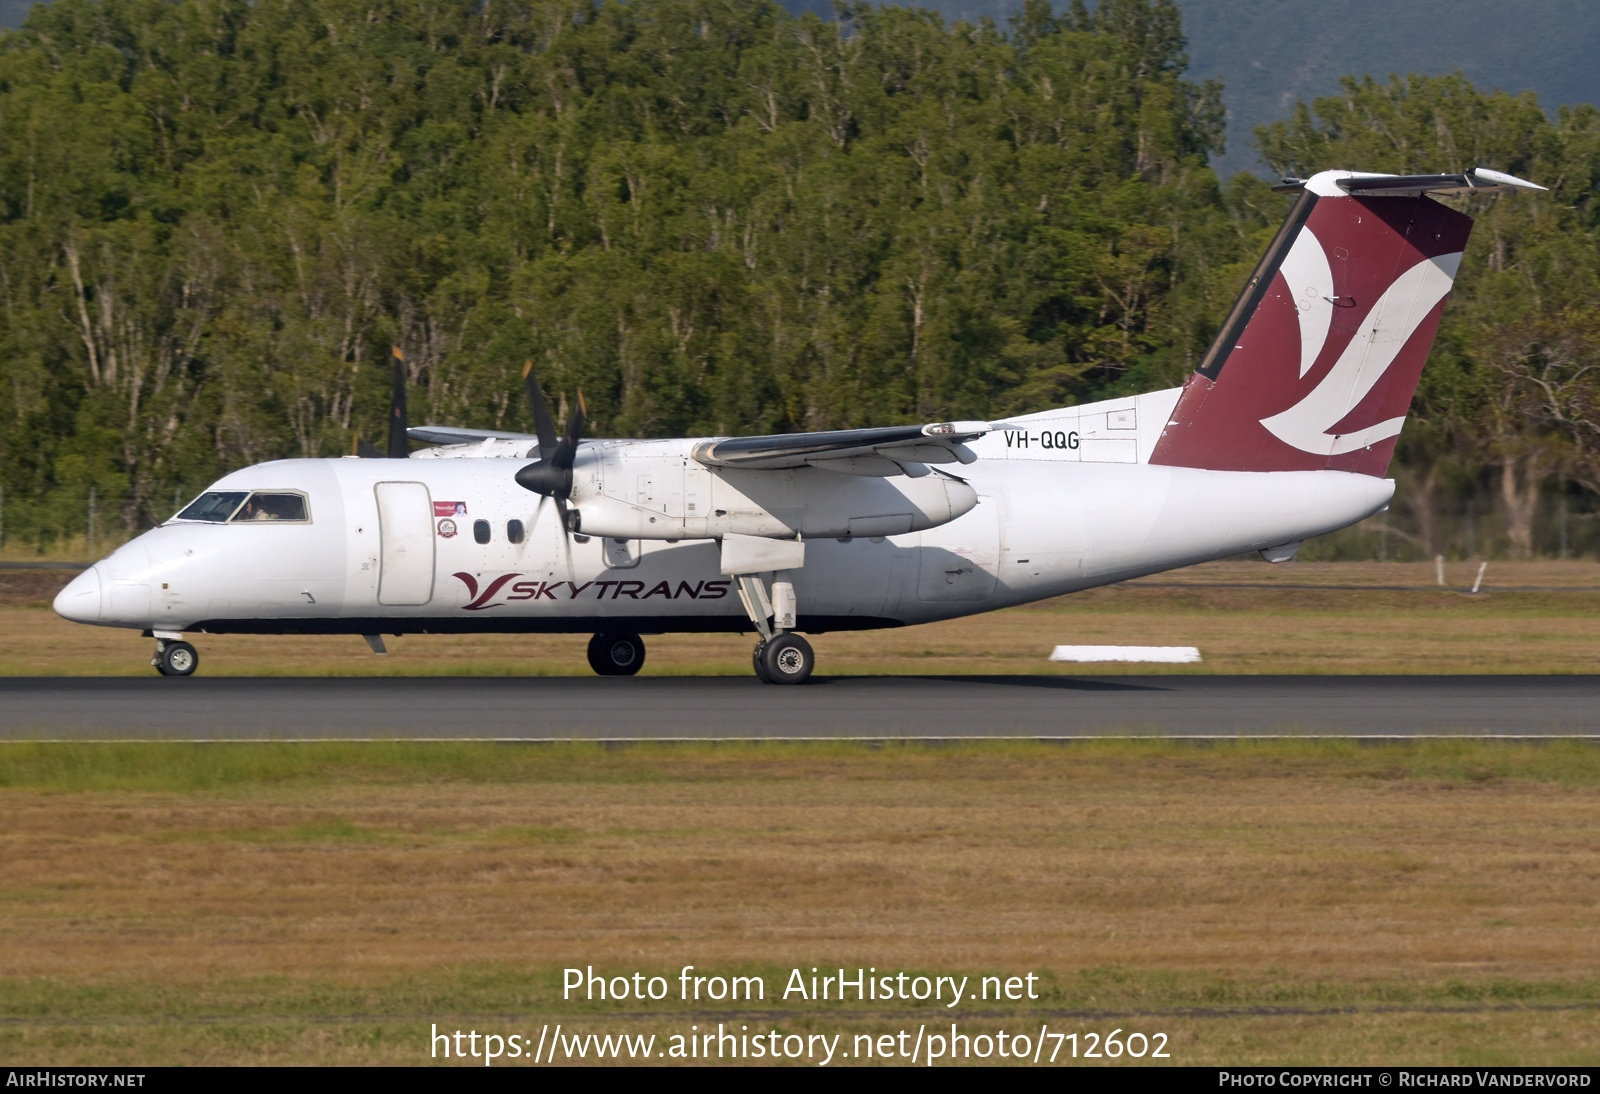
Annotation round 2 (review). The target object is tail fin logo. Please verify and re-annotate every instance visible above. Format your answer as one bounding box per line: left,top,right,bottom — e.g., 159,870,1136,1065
1149,178,1478,476
1259,244,1462,457
1277,226,1335,379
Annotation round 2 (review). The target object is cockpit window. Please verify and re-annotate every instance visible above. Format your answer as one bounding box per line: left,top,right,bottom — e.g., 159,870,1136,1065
176,492,248,522
232,492,310,522
173,490,310,524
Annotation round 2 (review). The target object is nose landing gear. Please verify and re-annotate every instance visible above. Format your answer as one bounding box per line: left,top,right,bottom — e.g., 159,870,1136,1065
152,638,199,677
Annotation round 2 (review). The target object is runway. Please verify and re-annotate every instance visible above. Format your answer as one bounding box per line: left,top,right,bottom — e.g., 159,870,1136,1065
2,674,1598,740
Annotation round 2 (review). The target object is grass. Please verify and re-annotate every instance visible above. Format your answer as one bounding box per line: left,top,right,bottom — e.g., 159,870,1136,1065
1,740,1597,1064
9,560,1600,677
2,737,1600,791
4,561,1599,1064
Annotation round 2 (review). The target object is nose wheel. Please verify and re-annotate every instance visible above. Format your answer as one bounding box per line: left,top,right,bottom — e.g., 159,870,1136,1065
754,633,814,684
587,631,646,676
153,639,199,677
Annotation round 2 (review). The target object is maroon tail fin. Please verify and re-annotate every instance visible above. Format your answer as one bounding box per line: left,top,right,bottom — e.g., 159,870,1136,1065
1150,170,1480,476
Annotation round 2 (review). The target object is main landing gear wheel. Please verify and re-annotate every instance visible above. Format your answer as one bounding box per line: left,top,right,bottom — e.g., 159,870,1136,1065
587,631,645,676
153,640,198,677
756,633,814,685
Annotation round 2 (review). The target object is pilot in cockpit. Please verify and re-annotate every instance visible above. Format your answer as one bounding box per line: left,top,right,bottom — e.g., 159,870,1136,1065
233,494,307,521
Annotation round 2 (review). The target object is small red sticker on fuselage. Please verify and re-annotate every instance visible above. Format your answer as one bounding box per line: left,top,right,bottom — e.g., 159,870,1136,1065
434,501,468,517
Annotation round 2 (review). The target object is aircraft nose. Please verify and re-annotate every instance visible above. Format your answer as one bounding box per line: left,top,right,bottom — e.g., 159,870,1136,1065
53,565,103,623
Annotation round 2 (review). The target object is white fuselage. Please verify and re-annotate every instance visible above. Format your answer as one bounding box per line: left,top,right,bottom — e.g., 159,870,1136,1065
55,441,1392,637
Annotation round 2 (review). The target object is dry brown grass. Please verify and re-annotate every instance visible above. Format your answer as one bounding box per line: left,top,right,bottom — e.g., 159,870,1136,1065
1,742,1597,1064
7,560,1600,676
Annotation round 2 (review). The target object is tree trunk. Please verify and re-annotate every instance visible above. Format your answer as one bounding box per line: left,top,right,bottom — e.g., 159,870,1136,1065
1404,465,1440,557
1500,455,1541,559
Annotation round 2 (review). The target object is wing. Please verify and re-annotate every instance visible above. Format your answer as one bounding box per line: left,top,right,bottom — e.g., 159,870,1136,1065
407,425,539,446
691,421,992,477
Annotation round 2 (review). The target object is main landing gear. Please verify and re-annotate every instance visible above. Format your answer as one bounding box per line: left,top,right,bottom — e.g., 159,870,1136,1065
753,632,815,684
732,570,815,685
152,636,199,677
588,631,646,676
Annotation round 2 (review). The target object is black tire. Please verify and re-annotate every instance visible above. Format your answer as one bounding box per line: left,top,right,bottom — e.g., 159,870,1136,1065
155,641,198,677
587,631,645,676
757,633,814,684
752,642,774,684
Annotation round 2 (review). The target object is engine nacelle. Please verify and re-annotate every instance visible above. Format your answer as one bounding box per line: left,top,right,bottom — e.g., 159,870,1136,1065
569,441,977,540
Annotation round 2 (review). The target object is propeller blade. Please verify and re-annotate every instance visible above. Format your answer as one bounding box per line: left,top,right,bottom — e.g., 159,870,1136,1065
522,360,558,455
553,496,577,581
560,388,592,467
387,346,409,459
554,389,586,471
527,493,576,583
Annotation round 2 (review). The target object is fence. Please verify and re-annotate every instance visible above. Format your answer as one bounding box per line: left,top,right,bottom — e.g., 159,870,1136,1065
0,485,199,559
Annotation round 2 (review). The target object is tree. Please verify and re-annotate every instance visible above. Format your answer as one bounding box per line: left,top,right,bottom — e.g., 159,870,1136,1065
0,0,1244,544
1257,77,1600,557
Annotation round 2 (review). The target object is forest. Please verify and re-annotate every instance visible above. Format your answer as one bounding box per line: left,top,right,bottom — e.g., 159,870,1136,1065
0,0,1597,559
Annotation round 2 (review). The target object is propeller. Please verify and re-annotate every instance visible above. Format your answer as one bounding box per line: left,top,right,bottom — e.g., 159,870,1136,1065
353,346,409,458
521,358,558,457
386,345,410,459
515,360,587,571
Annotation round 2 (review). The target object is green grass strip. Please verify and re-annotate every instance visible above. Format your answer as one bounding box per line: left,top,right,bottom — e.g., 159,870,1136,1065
0,738,1597,793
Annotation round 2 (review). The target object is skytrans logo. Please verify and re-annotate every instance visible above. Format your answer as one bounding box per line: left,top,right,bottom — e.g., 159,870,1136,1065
453,572,731,610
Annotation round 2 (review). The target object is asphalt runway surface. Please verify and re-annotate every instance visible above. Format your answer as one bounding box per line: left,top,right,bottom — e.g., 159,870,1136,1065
2,674,1598,740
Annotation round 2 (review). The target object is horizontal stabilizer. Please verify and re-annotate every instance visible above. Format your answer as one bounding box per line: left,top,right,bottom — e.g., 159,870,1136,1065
1274,167,1546,197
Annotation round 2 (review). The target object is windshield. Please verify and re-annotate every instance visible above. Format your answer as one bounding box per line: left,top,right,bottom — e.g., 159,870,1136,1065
174,490,310,523
176,491,248,522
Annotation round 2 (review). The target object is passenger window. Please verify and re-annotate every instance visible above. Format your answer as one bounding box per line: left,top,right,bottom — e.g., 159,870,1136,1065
232,492,309,522
473,519,491,544
507,520,525,544
176,492,249,523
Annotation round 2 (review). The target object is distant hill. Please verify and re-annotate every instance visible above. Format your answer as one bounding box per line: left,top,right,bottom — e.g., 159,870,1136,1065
1180,0,1600,177
784,0,1600,177
4,0,1596,177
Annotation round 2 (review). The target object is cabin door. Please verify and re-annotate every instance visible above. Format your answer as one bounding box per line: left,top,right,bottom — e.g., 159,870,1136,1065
375,481,436,605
